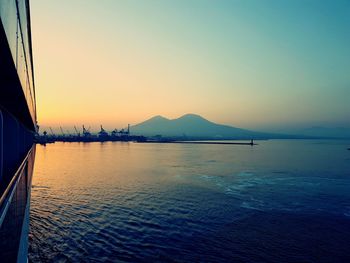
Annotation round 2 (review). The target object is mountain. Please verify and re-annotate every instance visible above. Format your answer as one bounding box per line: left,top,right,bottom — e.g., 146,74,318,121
131,114,291,139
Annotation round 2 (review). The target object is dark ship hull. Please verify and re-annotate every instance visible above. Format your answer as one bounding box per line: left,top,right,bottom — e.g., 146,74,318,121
0,0,37,262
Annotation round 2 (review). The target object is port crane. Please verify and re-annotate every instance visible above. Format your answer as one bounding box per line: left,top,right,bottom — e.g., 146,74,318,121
82,125,91,137
60,126,65,137
74,126,80,137
49,127,55,136
98,125,108,137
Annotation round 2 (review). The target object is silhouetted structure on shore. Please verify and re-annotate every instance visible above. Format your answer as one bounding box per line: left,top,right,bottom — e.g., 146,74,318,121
35,125,259,146
35,125,146,144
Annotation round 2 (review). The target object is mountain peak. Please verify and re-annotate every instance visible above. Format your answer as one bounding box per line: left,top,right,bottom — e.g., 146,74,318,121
134,115,169,127
148,115,169,121
177,113,206,121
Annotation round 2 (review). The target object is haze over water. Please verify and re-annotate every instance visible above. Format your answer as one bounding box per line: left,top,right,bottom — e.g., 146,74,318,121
29,140,350,262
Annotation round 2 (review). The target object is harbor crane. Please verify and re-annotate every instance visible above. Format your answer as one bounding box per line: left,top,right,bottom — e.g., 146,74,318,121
98,125,109,138
49,127,55,136
74,126,80,137
82,125,91,137
100,125,106,133
60,126,65,137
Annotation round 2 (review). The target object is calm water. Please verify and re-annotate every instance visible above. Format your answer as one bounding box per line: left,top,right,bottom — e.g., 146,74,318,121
29,140,350,262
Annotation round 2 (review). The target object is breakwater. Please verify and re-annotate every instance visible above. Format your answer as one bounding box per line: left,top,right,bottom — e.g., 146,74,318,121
140,140,257,146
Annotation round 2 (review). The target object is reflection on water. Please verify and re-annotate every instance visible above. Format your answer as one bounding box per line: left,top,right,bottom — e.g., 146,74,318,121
29,140,350,262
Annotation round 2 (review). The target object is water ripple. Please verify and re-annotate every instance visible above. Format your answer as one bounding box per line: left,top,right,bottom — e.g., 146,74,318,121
29,141,350,262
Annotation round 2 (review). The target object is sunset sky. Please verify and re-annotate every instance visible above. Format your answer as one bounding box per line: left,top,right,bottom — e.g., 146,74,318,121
31,0,350,132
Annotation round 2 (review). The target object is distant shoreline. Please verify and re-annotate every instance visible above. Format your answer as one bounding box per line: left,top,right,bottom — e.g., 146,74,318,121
35,137,350,146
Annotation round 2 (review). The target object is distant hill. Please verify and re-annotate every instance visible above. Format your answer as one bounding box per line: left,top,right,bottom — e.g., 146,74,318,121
131,114,295,139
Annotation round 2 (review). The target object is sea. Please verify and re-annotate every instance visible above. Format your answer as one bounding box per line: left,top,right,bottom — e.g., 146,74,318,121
28,140,350,262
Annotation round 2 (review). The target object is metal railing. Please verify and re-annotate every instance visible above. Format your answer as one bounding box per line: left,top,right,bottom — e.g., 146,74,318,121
0,147,32,227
